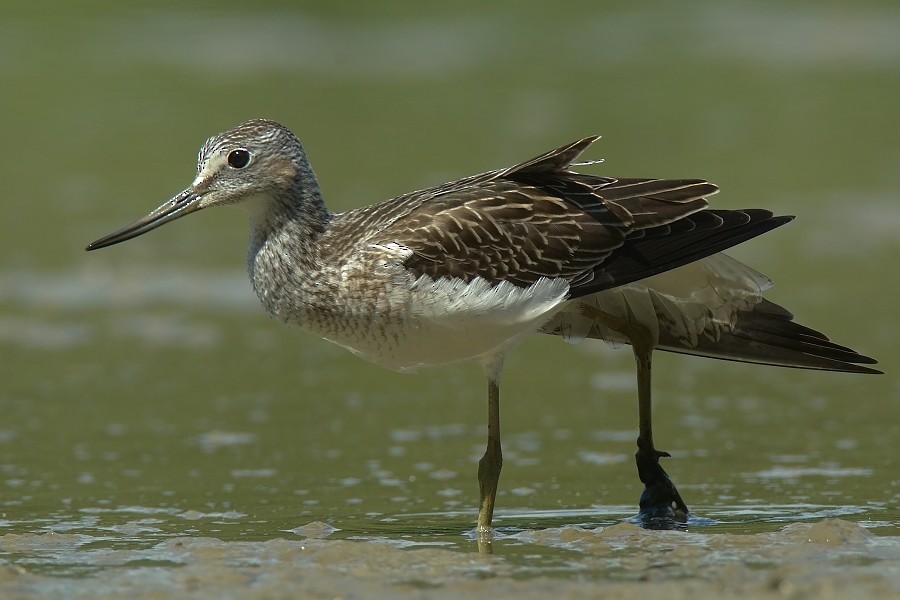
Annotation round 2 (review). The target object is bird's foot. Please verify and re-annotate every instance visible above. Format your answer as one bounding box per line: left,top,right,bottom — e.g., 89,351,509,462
635,438,689,528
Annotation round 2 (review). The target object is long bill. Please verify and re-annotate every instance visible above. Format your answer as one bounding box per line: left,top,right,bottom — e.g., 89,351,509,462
85,189,204,251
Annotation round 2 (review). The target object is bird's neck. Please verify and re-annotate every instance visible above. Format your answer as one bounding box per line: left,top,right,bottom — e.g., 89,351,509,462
246,186,330,254
245,188,335,325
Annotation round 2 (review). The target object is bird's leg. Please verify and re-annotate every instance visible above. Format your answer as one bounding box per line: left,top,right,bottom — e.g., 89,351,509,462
477,376,502,537
580,305,689,523
630,329,689,523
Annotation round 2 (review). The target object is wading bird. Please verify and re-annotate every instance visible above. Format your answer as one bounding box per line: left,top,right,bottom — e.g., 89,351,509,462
87,119,879,535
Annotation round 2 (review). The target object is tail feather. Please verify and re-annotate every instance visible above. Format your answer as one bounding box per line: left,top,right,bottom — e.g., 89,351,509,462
655,298,881,374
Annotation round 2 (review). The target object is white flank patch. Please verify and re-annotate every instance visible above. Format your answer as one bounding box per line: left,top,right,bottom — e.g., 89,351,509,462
410,276,569,325
384,275,570,370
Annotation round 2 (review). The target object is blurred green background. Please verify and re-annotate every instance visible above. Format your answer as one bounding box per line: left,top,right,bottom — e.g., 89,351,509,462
0,0,897,568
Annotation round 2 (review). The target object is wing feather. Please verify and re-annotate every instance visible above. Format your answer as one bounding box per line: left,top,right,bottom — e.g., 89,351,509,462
359,137,724,290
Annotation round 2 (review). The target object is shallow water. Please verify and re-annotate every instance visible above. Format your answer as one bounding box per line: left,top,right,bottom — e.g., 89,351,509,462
1,1,899,597
1,519,898,598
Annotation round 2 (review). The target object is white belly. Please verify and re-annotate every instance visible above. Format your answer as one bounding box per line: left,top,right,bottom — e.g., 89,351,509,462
324,275,571,373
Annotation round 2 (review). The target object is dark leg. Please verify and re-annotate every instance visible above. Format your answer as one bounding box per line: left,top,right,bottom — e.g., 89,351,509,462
631,336,689,524
580,305,689,524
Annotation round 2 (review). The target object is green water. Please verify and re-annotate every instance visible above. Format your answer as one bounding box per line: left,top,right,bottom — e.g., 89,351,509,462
1,0,898,583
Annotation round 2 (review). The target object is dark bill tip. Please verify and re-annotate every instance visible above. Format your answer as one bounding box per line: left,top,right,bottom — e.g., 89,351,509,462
86,189,202,251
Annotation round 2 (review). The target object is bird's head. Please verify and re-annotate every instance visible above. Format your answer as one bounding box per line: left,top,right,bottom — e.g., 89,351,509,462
86,118,311,251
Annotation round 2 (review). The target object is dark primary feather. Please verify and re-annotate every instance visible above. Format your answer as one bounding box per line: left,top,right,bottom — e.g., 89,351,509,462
653,299,881,374
576,209,793,297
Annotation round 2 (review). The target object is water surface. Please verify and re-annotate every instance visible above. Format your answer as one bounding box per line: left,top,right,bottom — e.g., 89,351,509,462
1,1,898,597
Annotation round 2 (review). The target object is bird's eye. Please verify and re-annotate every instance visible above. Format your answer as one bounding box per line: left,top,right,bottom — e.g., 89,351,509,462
227,149,252,169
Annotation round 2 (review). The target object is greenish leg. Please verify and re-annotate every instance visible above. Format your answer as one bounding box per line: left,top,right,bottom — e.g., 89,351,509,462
477,377,502,536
